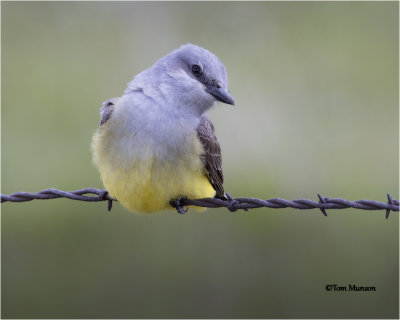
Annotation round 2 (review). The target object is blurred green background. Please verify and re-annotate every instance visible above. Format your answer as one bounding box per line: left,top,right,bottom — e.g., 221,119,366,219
2,2,398,319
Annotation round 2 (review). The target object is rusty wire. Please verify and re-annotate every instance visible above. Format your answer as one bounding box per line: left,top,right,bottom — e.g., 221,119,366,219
1,188,398,218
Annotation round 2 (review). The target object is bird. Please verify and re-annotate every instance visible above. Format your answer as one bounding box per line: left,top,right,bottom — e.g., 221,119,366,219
91,44,234,213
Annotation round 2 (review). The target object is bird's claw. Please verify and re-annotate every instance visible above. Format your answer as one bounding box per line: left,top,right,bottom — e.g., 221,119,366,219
170,197,188,214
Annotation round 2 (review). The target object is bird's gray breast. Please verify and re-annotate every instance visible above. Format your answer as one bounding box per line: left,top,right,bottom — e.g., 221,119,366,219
110,91,201,164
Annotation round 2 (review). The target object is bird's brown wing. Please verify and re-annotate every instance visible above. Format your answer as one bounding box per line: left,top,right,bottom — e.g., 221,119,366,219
196,115,225,198
99,97,119,125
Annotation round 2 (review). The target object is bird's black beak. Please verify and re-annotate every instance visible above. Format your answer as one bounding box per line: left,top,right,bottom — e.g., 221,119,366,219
205,85,235,105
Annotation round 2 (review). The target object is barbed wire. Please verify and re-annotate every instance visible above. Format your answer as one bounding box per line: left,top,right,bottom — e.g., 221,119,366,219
1,188,398,218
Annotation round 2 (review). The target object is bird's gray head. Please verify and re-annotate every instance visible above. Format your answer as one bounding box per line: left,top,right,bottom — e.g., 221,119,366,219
157,44,234,116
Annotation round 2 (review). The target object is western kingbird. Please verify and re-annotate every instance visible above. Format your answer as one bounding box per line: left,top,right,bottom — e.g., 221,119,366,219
91,44,234,213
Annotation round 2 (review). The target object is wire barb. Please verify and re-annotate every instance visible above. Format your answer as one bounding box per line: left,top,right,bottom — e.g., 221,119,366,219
386,193,394,219
1,188,398,217
317,193,328,216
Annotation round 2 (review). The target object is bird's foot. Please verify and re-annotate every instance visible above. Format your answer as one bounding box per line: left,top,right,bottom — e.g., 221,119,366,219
170,197,188,214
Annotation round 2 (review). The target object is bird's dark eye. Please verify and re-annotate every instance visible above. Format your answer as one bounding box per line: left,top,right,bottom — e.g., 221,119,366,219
191,64,202,76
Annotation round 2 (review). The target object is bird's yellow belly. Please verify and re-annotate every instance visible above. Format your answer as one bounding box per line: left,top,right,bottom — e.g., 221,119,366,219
99,158,215,213
91,117,216,213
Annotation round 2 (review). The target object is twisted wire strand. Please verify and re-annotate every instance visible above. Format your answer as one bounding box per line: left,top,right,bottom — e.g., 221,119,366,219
1,188,398,218
1,188,109,202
